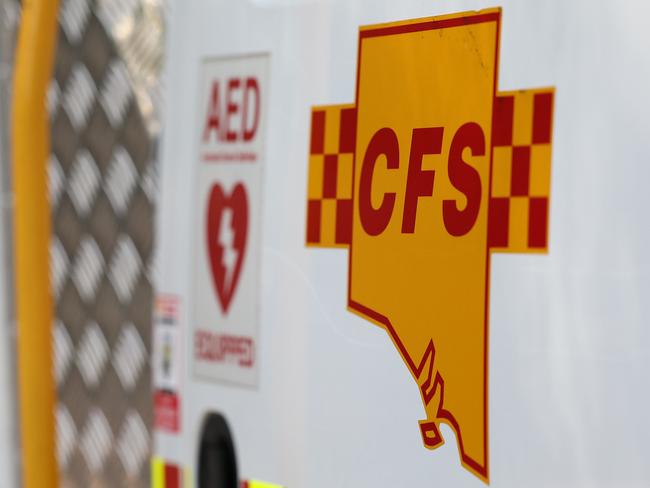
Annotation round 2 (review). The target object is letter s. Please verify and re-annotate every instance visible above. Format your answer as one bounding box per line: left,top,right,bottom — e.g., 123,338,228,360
443,122,484,236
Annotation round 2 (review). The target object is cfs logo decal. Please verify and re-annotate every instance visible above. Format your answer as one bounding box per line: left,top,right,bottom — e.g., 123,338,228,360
305,9,554,482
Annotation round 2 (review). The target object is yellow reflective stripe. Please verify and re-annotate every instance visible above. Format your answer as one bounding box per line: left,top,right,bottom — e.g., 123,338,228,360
151,457,165,488
248,480,284,488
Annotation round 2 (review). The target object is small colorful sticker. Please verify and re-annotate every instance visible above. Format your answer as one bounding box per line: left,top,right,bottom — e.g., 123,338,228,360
153,295,183,433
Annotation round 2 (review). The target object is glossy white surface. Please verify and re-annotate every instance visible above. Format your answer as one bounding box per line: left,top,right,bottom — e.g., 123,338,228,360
156,1,650,486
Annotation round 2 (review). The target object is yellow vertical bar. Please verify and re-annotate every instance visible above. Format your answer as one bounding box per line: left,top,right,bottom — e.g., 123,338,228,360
151,457,165,488
184,466,193,488
12,0,60,487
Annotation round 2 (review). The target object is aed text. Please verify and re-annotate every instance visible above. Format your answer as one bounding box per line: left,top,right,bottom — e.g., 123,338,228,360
203,77,260,143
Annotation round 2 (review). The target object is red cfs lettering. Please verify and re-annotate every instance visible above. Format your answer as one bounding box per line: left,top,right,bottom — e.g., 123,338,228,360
203,77,260,143
358,123,485,237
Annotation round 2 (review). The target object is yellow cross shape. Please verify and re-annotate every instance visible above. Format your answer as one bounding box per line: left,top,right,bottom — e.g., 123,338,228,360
305,8,554,483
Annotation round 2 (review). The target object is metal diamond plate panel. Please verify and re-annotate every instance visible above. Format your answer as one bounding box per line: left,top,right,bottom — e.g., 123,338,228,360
49,0,163,485
1,2,22,487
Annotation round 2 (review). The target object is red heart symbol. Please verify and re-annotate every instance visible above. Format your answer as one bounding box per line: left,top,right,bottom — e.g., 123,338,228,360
206,182,248,315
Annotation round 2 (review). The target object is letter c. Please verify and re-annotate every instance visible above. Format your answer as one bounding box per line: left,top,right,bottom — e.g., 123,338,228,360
359,128,399,236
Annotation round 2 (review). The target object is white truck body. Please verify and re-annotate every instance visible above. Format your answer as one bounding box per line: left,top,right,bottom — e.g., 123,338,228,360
154,1,650,486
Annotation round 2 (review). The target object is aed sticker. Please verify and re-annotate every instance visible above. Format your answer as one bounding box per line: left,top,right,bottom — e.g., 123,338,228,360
191,54,268,386
153,295,183,433
306,8,554,483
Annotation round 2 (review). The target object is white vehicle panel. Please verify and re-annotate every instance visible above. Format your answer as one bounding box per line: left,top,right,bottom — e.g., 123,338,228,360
155,1,650,486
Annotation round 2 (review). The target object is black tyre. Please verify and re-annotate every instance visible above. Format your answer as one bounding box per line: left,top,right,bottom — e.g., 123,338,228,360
198,413,238,488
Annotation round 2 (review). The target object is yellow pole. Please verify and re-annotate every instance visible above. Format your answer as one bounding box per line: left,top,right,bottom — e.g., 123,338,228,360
12,0,60,486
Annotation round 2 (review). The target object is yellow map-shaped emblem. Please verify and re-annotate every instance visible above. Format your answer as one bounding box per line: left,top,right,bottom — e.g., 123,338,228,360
305,8,554,482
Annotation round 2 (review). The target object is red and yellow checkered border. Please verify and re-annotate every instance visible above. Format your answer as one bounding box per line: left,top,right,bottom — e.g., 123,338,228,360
489,87,555,254
305,103,356,248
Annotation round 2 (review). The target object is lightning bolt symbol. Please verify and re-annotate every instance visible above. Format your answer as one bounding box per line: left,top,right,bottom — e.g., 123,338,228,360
217,208,239,292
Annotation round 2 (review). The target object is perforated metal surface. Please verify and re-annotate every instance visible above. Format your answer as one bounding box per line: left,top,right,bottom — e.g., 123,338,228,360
48,0,164,486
